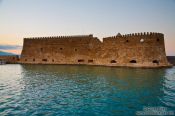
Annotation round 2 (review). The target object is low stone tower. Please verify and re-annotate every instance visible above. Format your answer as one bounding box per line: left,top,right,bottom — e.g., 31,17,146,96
102,32,171,67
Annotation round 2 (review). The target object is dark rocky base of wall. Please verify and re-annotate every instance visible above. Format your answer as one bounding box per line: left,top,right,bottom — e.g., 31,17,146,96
19,61,173,68
0,55,19,64
167,56,175,66
1,55,173,68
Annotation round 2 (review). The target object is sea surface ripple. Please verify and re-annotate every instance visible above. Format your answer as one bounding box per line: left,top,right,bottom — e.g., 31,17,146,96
0,64,175,115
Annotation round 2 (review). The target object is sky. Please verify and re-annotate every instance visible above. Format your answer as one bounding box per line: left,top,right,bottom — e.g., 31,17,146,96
0,0,175,55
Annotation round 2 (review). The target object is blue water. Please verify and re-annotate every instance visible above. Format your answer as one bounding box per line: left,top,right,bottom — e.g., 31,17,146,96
0,64,175,116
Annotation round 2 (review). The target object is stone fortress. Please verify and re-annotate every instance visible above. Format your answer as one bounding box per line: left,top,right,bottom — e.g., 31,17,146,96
19,32,172,68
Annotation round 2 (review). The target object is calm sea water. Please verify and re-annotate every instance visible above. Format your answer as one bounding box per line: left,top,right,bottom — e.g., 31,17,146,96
0,64,175,116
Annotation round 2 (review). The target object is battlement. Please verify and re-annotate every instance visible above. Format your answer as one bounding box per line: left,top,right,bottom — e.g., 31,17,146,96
24,32,164,40
104,32,164,39
24,34,94,40
20,32,171,68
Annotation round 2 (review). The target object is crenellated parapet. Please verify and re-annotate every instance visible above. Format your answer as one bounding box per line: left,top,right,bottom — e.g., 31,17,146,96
103,32,164,39
24,32,164,40
24,34,94,40
20,32,171,68
102,32,166,49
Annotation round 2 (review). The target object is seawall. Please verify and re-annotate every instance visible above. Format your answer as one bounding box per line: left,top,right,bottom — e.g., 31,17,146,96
19,33,172,68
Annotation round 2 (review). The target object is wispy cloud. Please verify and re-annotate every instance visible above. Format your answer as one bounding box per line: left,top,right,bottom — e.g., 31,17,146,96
0,45,22,50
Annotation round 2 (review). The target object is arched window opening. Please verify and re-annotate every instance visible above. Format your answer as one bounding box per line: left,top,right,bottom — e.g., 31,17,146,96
153,60,159,64
33,58,35,61
52,59,54,62
60,48,63,50
140,39,144,43
126,40,129,43
75,49,77,51
130,60,137,63
110,60,117,63
157,38,160,42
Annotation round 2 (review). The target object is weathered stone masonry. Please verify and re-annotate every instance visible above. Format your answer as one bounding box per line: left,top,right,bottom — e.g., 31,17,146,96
0,55,19,64
19,32,172,68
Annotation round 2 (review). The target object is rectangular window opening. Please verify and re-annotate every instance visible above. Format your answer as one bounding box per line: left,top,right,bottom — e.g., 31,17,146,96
42,59,47,62
88,60,93,63
78,59,84,62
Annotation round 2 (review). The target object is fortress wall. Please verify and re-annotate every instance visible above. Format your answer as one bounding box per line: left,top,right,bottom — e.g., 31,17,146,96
20,33,171,67
0,55,19,64
102,32,169,67
20,35,102,64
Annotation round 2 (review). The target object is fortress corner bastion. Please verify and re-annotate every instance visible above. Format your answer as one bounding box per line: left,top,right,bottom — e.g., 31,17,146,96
19,33,172,68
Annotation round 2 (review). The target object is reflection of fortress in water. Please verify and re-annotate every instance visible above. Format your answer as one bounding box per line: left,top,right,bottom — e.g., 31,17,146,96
19,32,172,68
